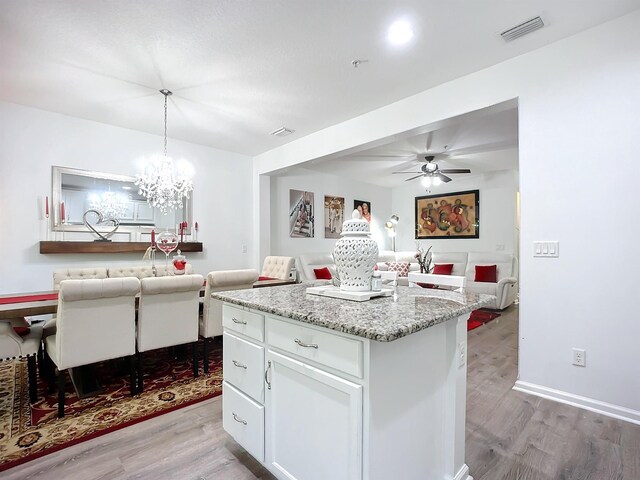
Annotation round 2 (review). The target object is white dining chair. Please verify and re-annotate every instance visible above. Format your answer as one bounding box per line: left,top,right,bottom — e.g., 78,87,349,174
1,318,43,403
45,277,140,418
407,272,467,292
42,267,110,339
201,269,259,373
136,274,204,392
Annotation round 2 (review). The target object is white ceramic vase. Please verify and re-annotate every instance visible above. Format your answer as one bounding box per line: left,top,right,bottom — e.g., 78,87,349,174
333,210,379,292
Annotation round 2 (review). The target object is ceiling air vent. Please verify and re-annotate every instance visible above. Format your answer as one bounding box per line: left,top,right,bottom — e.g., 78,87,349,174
500,16,544,42
270,127,295,137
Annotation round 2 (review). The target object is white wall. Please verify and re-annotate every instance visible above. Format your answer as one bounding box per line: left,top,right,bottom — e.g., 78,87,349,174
392,170,518,254
255,11,640,420
0,101,254,293
270,167,392,258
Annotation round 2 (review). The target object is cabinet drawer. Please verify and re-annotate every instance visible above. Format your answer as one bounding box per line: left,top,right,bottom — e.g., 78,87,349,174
223,332,265,403
223,304,264,342
223,381,264,462
267,317,364,378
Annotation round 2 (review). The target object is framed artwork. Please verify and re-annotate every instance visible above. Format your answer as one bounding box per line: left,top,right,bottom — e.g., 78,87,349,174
415,189,479,239
353,199,371,223
324,195,344,239
289,190,314,238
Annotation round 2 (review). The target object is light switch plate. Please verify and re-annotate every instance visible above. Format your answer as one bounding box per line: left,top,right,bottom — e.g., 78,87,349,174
534,241,559,257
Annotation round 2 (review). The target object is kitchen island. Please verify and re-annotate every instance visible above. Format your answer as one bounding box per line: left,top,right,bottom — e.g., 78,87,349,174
213,283,492,480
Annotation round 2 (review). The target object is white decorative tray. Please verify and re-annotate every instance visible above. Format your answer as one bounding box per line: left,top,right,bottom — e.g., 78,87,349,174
305,285,394,302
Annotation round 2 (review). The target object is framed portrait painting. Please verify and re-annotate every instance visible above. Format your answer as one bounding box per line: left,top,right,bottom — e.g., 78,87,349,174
415,189,479,239
324,195,344,239
353,199,371,223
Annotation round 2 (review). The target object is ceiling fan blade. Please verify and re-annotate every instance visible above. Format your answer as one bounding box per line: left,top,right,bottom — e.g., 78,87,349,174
405,174,424,182
392,171,422,174
440,168,471,174
438,173,453,183
350,154,417,159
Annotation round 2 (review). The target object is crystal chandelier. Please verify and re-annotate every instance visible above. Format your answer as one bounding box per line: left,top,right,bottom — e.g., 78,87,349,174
136,89,193,215
89,191,127,219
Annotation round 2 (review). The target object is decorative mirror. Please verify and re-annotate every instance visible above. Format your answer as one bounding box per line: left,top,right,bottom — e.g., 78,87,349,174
51,166,192,234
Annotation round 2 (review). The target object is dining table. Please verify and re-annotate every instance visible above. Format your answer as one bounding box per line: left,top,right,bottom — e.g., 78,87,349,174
1,277,295,397
0,278,295,320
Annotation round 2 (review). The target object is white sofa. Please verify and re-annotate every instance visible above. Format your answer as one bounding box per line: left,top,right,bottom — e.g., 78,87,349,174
296,251,420,285
296,251,518,310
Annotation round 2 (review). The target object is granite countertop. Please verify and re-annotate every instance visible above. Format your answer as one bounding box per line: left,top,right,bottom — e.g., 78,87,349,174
212,283,493,342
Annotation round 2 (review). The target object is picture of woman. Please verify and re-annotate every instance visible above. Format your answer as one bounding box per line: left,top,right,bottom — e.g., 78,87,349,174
324,195,344,239
354,200,371,223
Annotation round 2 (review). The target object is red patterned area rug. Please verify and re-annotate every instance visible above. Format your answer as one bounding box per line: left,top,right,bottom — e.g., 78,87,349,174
468,309,501,331
0,338,223,472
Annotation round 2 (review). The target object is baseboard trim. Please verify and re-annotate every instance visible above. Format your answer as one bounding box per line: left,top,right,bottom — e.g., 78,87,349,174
513,381,640,426
448,463,472,480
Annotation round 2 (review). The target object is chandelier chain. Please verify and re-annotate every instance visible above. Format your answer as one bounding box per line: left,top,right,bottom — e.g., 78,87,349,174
163,92,168,156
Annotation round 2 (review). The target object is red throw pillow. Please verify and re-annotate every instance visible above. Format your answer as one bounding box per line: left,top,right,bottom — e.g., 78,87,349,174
258,276,276,281
385,262,411,277
475,265,497,283
313,267,332,280
432,263,454,275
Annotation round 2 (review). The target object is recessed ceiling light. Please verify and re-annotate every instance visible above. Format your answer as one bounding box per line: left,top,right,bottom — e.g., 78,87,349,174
270,127,295,137
388,20,414,46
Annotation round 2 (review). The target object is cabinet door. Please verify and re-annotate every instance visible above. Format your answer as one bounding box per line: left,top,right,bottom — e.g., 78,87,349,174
265,350,362,480
135,201,155,222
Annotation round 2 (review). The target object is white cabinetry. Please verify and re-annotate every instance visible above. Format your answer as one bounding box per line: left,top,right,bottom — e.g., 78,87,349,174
221,302,471,480
265,350,362,480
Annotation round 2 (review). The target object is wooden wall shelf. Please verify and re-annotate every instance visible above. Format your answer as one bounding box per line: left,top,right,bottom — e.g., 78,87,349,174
39,241,203,254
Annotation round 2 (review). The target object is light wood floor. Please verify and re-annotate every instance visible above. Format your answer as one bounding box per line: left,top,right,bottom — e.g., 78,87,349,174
5,305,639,479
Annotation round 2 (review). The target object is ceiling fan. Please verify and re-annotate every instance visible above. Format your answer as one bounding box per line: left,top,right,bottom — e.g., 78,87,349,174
392,155,471,186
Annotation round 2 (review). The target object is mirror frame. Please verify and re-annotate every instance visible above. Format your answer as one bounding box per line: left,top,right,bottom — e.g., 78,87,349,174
51,166,193,234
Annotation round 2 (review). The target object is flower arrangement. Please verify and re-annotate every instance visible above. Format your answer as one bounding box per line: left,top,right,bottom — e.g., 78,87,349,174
415,241,433,274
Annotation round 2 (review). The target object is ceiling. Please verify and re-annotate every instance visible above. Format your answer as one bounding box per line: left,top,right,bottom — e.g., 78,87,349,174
0,1,637,156
303,106,519,187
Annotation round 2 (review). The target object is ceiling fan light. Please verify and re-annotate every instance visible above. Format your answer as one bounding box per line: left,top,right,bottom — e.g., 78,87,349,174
425,163,437,173
390,214,399,224
421,176,431,188
432,176,442,186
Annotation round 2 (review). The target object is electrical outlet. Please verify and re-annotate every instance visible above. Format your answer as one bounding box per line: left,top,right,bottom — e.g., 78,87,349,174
496,244,505,251
572,348,586,367
242,245,248,254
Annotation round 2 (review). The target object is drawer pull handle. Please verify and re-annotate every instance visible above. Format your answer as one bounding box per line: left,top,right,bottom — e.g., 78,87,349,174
265,360,272,390
232,412,247,425
232,360,247,369
231,317,247,325
294,338,318,349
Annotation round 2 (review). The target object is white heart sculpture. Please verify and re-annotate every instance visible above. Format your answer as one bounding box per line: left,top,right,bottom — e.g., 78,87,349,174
82,209,120,241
